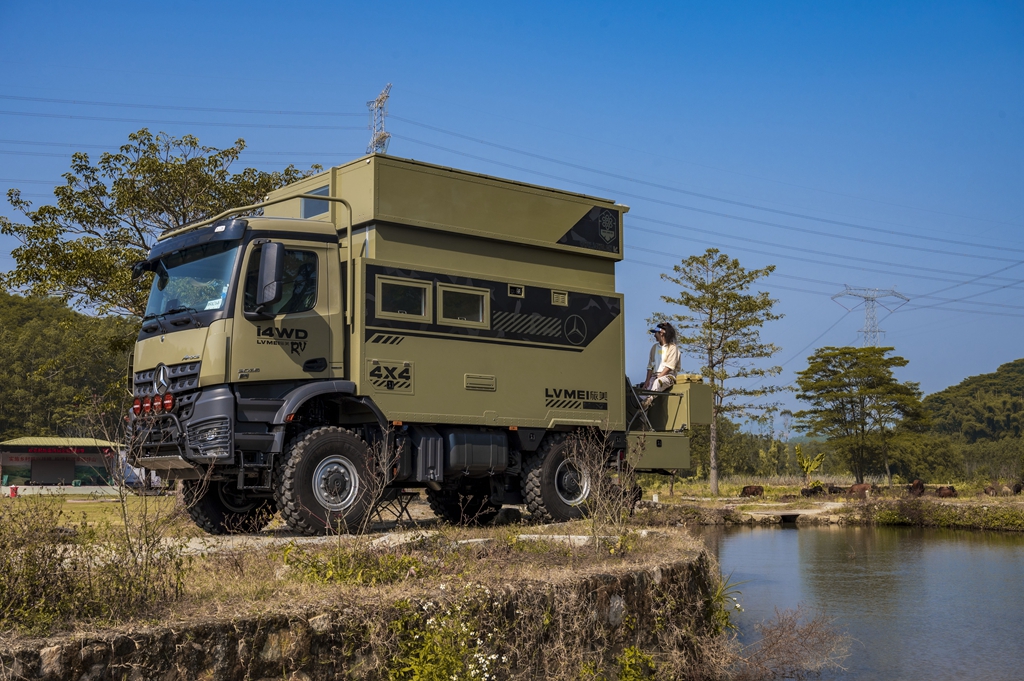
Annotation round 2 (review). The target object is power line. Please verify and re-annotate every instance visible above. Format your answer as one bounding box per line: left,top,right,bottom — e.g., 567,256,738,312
631,246,1024,318
769,273,1024,310
0,148,362,159
391,119,1022,252
0,139,365,160
0,110,364,130
393,133,1021,263
396,87,1020,229
5,89,1016,231
0,94,363,117
629,220,1024,288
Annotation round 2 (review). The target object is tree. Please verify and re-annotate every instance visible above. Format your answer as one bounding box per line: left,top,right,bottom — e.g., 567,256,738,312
795,443,825,486
657,248,785,495
794,346,923,484
1,129,321,317
0,292,133,440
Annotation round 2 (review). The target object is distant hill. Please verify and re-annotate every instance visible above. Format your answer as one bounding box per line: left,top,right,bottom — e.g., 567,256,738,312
0,292,134,440
924,359,1024,442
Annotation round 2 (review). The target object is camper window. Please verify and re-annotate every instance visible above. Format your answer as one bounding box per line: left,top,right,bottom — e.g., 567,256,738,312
300,185,330,218
439,284,489,329
377,277,432,322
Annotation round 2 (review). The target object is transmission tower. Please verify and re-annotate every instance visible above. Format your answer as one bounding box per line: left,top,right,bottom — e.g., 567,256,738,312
366,83,392,154
832,286,909,346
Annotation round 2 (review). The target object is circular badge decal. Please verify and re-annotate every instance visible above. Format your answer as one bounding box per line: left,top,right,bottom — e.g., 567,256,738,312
563,315,588,345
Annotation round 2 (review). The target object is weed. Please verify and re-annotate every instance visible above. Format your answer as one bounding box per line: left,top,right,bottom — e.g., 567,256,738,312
732,606,850,681
282,543,425,585
616,646,656,680
706,571,745,635
389,589,502,681
0,491,191,634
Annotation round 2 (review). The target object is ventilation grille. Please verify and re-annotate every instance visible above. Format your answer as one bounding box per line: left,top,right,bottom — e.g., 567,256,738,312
465,374,497,391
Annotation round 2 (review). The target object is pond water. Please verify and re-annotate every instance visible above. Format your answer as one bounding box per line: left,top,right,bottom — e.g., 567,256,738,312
694,525,1024,680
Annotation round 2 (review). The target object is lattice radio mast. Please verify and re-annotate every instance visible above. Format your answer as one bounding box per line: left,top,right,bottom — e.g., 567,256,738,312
366,83,393,154
832,286,910,346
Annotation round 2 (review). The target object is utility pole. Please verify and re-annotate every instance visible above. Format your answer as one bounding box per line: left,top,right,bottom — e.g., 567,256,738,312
832,286,909,346
366,83,393,154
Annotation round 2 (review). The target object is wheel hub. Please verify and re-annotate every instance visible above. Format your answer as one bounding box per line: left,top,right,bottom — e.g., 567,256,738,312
312,456,360,511
554,459,590,506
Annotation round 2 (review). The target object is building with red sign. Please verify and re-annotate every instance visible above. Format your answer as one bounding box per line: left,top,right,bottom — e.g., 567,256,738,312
0,437,118,486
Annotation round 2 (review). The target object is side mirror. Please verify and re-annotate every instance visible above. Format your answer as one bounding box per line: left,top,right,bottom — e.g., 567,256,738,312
131,260,152,280
255,242,285,313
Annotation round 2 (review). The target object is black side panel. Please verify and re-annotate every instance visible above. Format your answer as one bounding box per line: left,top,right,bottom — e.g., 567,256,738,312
365,264,621,351
511,428,546,452
556,207,620,254
410,426,444,483
236,381,304,423
439,428,508,476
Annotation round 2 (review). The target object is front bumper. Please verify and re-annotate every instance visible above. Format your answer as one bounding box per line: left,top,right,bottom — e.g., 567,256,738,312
131,386,235,471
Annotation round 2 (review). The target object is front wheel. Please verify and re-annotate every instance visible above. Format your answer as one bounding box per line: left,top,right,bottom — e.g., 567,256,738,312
276,426,372,535
181,480,275,535
522,433,592,522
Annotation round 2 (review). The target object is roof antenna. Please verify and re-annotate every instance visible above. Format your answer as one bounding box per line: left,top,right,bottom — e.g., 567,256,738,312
367,83,393,154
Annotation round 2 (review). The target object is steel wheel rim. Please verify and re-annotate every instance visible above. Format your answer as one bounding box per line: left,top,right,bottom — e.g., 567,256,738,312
555,459,590,506
313,455,359,511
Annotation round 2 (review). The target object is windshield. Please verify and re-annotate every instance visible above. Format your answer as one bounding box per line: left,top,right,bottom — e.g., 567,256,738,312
143,241,240,318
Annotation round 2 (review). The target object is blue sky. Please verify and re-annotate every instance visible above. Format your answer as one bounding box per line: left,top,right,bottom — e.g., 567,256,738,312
1,1,1021,410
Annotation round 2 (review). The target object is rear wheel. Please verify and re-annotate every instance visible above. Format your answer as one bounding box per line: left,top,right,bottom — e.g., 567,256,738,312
181,480,275,535
275,426,371,535
426,484,501,525
522,433,591,522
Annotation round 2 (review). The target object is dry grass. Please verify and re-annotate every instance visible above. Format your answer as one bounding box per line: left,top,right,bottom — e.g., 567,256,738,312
170,525,704,625
0,490,858,681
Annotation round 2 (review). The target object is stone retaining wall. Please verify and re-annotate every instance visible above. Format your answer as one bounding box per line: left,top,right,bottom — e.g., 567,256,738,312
0,552,716,681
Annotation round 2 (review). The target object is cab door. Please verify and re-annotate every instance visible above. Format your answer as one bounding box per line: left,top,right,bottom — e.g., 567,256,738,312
230,239,332,383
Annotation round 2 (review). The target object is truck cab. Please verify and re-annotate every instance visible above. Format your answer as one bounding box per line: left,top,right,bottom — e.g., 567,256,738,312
129,154,711,534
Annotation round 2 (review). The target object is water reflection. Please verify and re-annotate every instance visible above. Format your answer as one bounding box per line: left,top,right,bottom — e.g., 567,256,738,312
694,525,1024,681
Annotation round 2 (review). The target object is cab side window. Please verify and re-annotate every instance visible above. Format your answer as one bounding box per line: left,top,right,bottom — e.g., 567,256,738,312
243,247,319,315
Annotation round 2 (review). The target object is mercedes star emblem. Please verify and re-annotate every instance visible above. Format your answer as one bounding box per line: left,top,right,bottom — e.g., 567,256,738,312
153,364,171,396
563,315,588,345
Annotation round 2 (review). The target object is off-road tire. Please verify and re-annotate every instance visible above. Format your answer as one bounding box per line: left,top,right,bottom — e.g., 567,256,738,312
426,486,501,525
275,426,371,536
522,432,590,522
181,480,275,535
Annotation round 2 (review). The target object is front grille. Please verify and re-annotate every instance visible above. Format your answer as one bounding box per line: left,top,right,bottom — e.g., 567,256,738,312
134,361,202,398
132,361,204,453
187,418,232,458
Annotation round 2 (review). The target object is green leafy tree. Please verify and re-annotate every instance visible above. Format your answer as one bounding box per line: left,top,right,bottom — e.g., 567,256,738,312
656,248,785,495
795,443,825,486
794,346,923,483
0,292,133,439
1,128,321,317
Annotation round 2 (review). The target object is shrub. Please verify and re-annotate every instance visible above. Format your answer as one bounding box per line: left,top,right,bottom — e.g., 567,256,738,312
282,543,424,585
0,493,190,634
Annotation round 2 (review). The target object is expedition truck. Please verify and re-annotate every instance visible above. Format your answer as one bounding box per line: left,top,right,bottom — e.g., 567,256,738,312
128,154,712,535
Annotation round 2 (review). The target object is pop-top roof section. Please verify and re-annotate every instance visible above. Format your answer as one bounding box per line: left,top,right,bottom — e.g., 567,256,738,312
263,154,629,260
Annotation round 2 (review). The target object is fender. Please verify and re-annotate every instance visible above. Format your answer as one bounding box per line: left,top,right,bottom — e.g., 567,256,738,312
272,380,357,424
